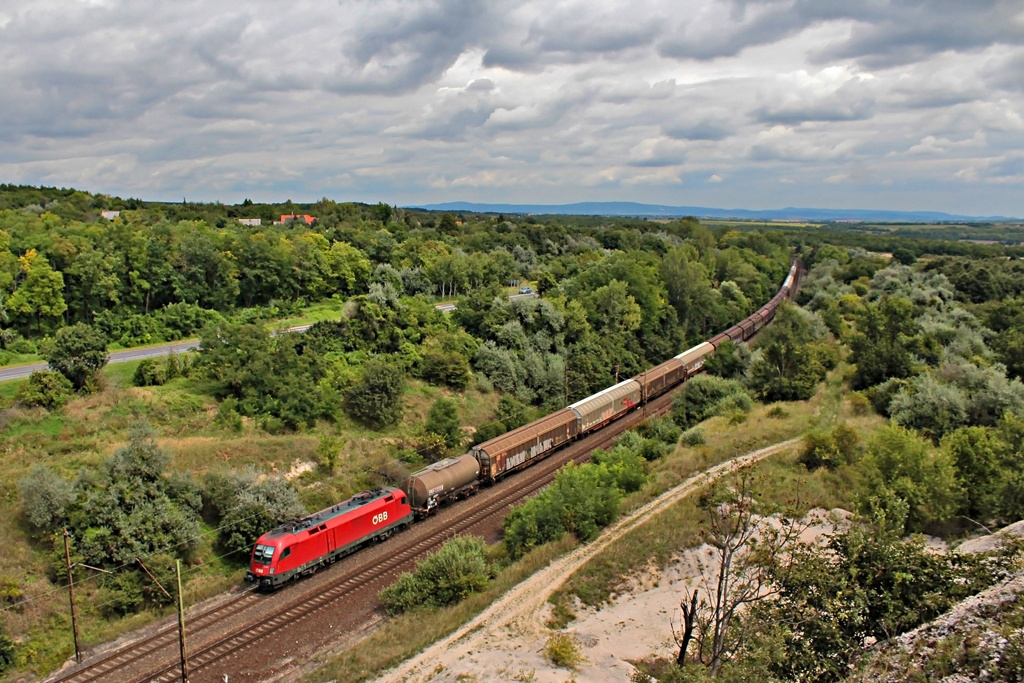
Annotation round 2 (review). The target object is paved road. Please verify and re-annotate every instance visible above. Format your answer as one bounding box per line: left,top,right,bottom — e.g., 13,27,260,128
0,323,316,383
0,295,539,383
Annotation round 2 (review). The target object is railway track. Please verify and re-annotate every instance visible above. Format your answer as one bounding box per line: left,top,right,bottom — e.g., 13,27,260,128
44,588,259,683
46,391,674,683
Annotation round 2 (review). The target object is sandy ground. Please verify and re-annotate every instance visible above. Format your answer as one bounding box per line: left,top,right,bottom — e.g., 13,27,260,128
373,438,804,683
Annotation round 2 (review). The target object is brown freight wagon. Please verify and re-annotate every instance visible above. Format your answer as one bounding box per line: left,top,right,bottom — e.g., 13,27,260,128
472,408,579,482
633,357,686,402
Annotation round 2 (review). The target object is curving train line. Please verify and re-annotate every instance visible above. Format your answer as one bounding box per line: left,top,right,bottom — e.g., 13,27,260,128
246,259,804,590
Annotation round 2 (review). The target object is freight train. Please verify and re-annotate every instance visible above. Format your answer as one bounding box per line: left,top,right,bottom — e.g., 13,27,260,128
247,260,803,589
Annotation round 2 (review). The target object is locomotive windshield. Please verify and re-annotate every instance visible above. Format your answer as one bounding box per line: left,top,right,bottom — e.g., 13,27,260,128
252,544,275,564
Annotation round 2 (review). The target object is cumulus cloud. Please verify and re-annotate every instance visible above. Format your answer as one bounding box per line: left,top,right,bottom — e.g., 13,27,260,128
0,0,1022,214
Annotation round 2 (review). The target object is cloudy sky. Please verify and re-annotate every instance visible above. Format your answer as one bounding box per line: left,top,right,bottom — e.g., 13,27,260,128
1,0,1023,216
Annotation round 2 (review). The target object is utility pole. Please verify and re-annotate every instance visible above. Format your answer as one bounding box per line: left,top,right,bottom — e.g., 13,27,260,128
62,527,82,664
642,367,648,418
176,560,190,682
563,363,568,406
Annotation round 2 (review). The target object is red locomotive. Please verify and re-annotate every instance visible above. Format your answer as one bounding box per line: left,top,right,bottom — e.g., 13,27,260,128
247,487,413,590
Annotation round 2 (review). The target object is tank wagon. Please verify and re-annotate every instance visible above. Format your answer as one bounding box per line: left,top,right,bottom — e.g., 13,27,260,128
249,260,803,589
403,454,480,517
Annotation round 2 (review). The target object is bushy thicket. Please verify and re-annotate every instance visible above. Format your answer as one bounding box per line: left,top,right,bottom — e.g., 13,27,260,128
41,322,108,392
197,323,340,429
742,507,1021,683
378,535,490,614
16,370,73,409
17,425,203,614
671,375,752,428
132,353,195,387
19,425,202,568
345,358,407,428
747,302,837,402
798,423,861,471
200,467,306,557
423,397,463,453
798,255,1024,533
502,430,658,558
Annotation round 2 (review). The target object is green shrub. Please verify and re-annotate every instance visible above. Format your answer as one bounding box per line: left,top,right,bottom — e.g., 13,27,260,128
8,337,36,354
95,559,176,617
543,632,587,670
866,377,906,416
799,424,861,472
496,394,528,430
636,416,681,445
703,339,750,379
419,351,472,389
215,397,243,431
503,462,624,558
42,322,108,391
0,578,22,607
19,465,74,532
847,392,872,416
714,391,754,416
591,444,648,492
16,370,74,409
0,624,13,673
117,314,164,347
260,416,285,435
158,302,224,339
164,352,193,380
60,426,202,569
681,429,706,447
133,359,167,387
379,535,490,615
766,404,789,419
345,359,406,428
672,375,751,428
858,424,961,532
472,420,507,445
425,397,462,450
203,468,306,557
727,409,748,425
96,570,144,617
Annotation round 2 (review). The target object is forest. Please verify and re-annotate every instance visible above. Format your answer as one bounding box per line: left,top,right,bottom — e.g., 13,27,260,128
1,184,1023,680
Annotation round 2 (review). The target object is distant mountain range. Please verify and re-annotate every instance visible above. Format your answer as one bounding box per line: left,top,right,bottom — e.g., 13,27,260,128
416,201,1019,223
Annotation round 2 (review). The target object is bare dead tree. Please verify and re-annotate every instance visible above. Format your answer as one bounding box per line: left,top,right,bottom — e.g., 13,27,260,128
672,589,699,666
673,470,805,676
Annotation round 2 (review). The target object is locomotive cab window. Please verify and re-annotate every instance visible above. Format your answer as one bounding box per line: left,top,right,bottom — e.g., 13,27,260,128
280,547,291,560
253,544,275,564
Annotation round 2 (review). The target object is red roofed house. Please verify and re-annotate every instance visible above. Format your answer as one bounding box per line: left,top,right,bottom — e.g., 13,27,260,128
275,214,317,225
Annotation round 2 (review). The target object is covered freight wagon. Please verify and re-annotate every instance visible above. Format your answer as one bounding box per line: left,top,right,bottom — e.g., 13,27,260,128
404,454,480,516
247,487,412,589
633,357,686,402
472,408,579,481
568,379,643,433
675,342,714,374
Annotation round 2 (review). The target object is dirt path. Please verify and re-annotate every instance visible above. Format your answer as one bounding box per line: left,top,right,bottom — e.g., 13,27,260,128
374,438,801,683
